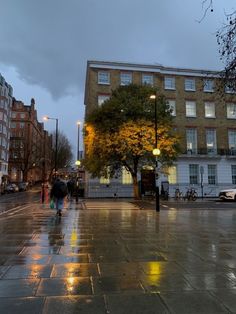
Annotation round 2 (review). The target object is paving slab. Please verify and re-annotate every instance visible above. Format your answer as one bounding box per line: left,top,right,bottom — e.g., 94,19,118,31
0,199,236,313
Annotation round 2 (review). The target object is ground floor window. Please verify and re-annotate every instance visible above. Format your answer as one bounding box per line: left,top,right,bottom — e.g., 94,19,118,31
208,164,217,185
122,167,133,184
168,166,177,184
100,167,110,184
232,165,236,184
189,164,199,184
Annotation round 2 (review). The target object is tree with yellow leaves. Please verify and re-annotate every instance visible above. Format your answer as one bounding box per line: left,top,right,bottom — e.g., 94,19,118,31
84,84,179,199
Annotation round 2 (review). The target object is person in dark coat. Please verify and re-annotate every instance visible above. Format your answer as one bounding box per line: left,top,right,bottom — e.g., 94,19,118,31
50,178,68,216
67,179,74,201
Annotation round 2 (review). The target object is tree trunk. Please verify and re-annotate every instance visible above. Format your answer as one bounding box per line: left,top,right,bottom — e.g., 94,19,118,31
132,174,140,199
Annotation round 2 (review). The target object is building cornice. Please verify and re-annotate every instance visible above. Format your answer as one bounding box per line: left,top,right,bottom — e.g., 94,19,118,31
87,60,220,78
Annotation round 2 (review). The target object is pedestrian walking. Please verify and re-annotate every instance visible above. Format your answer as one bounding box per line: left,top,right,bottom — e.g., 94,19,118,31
74,177,80,204
67,179,74,202
50,178,68,216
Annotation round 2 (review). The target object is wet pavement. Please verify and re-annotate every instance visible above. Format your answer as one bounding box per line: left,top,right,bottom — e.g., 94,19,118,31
0,199,236,313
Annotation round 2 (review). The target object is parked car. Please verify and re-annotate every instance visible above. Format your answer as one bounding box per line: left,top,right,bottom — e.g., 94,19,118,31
4,183,19,193
219,188,236,201
18,182,28,191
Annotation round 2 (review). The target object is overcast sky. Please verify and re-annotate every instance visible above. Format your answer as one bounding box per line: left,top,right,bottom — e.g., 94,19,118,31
0,0,235,160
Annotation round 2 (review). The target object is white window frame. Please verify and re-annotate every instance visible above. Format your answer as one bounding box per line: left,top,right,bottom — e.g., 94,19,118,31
142,74,153,86
168,166,177,184
186,101,196,117
120,72,132,86
228,130,236,151
225,85,236,94
232,165,236,184
186,128,197,154
99,176,110,185
206,129,217,154
205,102,215,118
227,103,236,119
167,100,176,116
122,167,133,184
204,79,214,92
98,71,110,85
208,164,217,185
189,164,199,184
185,78,196,91
98,94,110,107
164,77,175,90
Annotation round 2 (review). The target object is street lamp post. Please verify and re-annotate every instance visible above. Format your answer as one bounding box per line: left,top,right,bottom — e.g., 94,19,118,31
77,121,80,161
150,95,160,212
43,116,59,175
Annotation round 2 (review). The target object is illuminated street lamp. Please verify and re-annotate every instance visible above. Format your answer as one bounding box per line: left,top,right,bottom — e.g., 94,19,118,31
75,160,81,167
150,94,160,212
43,116,59,175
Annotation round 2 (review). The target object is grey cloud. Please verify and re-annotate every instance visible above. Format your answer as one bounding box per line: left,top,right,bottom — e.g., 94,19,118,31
0,0,235,99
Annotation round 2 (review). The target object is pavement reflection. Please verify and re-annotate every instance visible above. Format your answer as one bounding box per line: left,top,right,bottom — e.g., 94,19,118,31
0,199,235,313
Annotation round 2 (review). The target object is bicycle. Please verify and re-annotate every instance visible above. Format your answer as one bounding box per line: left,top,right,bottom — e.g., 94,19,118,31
174,188,184,200
184,188,198,201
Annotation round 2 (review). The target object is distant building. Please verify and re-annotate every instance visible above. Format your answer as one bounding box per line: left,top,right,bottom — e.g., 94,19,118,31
0,74,13,186
9,98,52,183
84,60,236,198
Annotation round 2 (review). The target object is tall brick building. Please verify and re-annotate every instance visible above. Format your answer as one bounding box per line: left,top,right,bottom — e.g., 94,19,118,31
84,60,236,198
0,74,13,186
9,98,52,183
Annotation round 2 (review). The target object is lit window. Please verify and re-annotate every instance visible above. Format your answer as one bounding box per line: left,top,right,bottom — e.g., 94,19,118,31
204,79,214,92
208,164,217,185
164,77,175,90
98,71,110,85
189,164,199,184
228,130,236,152
168,166,177,184
120,73,132,86
142,74,153,86
98,94,110,106
186,128,197,154
122,167,133,184
167,100,176,116
185,78,195,91
227,103,236,119
99,176,110,184
206,129,217,154
186,101,196,117
100,167,110,184
205,102,215,118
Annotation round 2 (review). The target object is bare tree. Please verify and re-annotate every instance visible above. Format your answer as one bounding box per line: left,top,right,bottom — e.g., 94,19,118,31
198,1,236,91
50,130,73,175
217,10,236,91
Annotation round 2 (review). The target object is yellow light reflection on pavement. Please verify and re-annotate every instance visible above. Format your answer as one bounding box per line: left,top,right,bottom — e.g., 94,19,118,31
66,276,75,292
148,262,162,275
70,226,78,253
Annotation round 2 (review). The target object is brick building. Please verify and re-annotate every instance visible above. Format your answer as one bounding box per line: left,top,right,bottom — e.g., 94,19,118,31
0,74,13,187
84,60,236,198
9,98,52,183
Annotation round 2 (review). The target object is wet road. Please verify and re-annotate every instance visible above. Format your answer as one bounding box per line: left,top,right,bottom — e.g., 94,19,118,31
0,189,39,215
0,198,236,313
